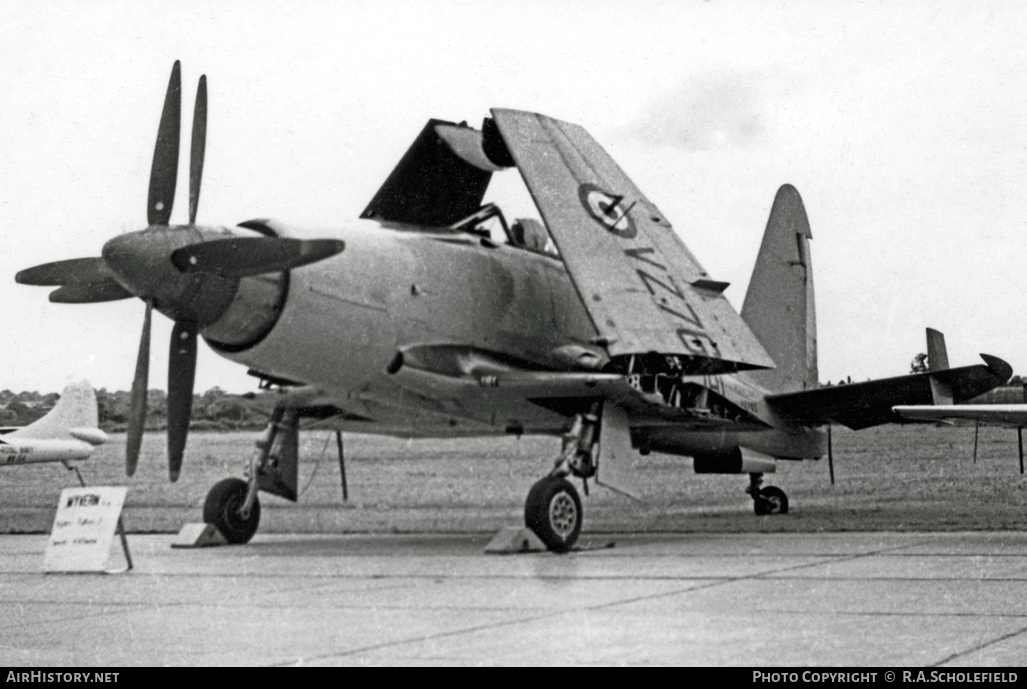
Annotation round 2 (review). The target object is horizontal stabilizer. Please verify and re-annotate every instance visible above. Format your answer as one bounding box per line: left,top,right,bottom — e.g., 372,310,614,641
491,109,774,374
766,354,1012,430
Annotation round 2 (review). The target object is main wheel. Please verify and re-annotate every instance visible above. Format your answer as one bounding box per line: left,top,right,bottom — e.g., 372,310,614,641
524,476,582,553
203,477,261,544
754,485,789,516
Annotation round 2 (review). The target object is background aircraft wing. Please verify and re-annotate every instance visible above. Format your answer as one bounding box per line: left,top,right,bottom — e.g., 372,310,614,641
893,404,1027,426
361,119,504,226
765,355,1011,429
490,109,774,374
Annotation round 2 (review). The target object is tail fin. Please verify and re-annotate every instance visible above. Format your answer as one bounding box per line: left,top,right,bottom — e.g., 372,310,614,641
9,381,107,445
740,185,817,393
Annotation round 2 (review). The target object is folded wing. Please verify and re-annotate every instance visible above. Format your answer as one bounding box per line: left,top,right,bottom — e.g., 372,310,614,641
361,119,509,227
490,109,774,374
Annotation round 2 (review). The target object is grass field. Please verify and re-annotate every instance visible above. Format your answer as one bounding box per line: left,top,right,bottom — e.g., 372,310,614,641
3,424,1027,535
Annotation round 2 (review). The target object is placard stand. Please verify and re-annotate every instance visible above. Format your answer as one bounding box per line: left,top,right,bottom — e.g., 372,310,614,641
43,464,133,573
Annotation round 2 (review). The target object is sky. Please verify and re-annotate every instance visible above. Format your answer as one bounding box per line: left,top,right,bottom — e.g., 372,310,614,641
2,0,1026,394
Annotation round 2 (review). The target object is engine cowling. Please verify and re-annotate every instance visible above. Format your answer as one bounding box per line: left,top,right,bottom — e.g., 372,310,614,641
202,271,288,351
200,219,295,352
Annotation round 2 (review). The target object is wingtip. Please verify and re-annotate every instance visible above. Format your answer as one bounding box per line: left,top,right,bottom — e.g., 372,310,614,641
980,354,1013,384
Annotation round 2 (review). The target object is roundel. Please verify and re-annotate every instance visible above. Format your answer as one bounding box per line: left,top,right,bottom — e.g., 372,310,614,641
578,183,637,239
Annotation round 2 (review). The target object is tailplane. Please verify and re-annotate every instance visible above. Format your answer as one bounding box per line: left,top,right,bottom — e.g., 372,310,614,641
740,185,817,394
9,381,107,445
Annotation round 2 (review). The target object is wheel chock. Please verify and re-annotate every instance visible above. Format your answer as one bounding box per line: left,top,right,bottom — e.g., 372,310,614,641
171,522,228,548
484,526,547,554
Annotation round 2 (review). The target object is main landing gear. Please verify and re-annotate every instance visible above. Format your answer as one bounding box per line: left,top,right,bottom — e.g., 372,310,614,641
524,408,598,552
203,407,303,544
204,477,261,544
746,472,788,516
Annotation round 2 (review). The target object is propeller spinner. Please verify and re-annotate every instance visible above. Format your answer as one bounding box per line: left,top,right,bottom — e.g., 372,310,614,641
15,61,345,481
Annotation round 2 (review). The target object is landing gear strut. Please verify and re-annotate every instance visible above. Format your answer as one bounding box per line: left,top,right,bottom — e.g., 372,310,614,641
524,407,599,552
746,472,789,515
203,406,300,544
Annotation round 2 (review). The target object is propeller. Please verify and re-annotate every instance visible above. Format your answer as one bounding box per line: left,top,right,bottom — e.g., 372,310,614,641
49,282,133,304
15,61,347,482
167,320,198,482
172,237,345,278
148,61,181,227
189,75,206,225
16,257,114,286
125,301,152,476
15,256,133,304
127,60,195,480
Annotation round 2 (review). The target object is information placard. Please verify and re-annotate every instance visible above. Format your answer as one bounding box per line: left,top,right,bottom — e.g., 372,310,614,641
44,486,128,573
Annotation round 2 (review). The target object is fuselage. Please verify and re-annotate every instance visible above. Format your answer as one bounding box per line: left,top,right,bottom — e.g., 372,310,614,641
0,435,95,466
209,219,595,435
196,218,827,458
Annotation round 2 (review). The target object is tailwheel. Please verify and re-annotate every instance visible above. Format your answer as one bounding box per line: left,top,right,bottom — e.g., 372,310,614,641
754,485,789,516
203,477,261,544
525,476,582,553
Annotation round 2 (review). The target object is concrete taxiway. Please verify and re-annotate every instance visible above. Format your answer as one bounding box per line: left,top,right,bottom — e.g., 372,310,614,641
2,531,1026,666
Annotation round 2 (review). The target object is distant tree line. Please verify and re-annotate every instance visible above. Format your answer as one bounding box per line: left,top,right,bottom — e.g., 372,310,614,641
0,387,268,431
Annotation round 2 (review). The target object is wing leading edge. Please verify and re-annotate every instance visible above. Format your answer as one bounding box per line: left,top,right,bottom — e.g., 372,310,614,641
892,404,1027,427
490,109,774,375
767,354,1012,430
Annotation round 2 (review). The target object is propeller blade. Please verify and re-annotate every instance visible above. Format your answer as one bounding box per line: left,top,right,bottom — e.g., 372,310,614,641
16,257,112,286
168,320,198,482
48,282,133,303
189,75,207,225
171,237,346,277
126,301,152,476
148,61,182,227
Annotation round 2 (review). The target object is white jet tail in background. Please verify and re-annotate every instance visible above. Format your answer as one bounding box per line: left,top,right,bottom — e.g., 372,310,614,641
1,381,107,466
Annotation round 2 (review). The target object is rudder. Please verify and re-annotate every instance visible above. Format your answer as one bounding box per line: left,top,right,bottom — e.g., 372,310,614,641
740,185,817,394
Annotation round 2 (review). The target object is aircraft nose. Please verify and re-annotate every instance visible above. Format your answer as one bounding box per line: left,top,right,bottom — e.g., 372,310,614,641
102,227,238,326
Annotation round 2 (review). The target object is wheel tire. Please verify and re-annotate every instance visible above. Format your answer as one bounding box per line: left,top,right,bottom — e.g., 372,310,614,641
524,476,582,553
756,486,789,515
203,478,261,544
